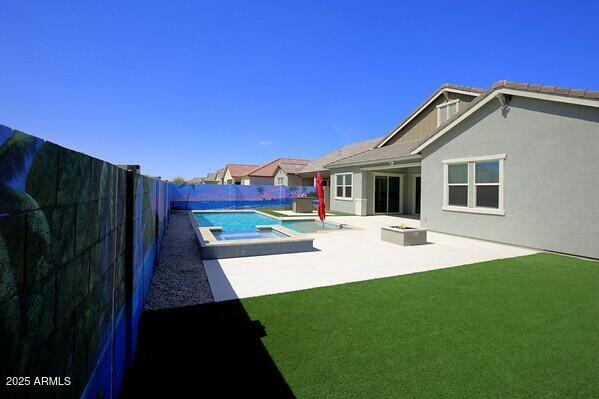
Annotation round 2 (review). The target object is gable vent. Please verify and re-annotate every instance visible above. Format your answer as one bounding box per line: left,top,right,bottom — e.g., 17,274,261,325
437,100,460,127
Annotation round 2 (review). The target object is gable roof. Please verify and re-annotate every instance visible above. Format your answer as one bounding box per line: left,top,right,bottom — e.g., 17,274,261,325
225,163,260,178
245,158,310,177
376,84,484,148
205,172,218,181
411,80,599,154
189,176,205,184
277,161,310,175
300,137,383,174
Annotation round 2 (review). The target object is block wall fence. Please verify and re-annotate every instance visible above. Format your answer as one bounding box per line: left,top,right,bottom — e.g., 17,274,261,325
0,124,170,398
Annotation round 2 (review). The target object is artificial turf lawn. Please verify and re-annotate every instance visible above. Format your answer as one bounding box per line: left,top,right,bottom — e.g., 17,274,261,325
239,253,599,398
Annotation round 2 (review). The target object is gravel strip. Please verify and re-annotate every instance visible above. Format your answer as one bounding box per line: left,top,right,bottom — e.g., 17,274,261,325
145,212,214,310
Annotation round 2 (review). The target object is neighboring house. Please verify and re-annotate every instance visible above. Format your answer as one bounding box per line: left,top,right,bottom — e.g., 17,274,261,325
215,168,225,184
188,176,205,184
273,161,311,186
241,158,311,186
299,137,383,186
327,81,599,259
204,172,220,184
223,163,260,185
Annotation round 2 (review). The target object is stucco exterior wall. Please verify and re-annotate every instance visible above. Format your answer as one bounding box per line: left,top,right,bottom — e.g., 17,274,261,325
330,164,421,216
274,169,287,185
421,96,599,259
286,174,304,186
242,176,273,185
223,169,234,184
330,167,365,215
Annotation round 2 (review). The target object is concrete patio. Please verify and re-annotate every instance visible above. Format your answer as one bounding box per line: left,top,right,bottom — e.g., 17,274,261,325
203,215,538,301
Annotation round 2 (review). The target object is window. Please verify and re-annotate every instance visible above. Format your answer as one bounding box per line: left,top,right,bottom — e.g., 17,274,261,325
276,177,284,185
437,100,460,127
335,173,352,199
447,164,468,206
443,154,505,215
475,161,499,208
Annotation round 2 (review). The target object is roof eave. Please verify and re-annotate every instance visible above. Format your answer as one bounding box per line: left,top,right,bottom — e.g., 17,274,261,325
326,153,421,169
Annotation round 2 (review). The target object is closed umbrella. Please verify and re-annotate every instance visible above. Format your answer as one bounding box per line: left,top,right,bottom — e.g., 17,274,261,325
316,173,326,226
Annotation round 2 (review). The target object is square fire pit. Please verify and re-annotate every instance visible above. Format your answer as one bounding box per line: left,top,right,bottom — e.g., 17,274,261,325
381,226,427,246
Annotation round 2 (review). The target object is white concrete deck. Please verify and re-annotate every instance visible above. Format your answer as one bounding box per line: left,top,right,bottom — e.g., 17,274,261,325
203,215,538,302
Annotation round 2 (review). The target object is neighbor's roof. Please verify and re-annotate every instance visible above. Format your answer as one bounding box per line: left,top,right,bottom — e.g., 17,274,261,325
376,83,485,148
300,137,383,174
326,139,423,168
205,172,218,181
215,168,225,179
277,161,310,175
245,158,310,177
411,80,599,154
189,176,205,184
225,163,260,177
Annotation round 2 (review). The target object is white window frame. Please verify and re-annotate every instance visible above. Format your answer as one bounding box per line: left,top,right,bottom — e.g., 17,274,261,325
334,172,353,201
276,177,284,185
442,154,506,216
445,163,468,208
436,99,460,127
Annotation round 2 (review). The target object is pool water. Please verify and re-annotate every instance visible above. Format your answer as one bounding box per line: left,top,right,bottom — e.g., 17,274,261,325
212,230,287,241
195,212,278,232
194,211,349,236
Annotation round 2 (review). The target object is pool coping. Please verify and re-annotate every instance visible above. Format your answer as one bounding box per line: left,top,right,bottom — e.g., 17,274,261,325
191,209,357,233
253,210,359,233
188,211,315,259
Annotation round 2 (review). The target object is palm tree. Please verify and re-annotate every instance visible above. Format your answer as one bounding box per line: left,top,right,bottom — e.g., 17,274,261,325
178,182,196,210
256,185,265,200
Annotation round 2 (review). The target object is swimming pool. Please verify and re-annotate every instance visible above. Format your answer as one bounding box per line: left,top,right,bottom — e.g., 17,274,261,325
194,211,348,237
190,212,315,259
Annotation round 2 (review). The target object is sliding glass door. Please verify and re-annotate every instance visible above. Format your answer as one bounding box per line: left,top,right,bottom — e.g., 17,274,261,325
374,174,402,214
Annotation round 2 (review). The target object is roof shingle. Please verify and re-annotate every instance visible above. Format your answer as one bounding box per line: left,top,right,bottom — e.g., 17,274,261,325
246,158,310,177
300,137,382,174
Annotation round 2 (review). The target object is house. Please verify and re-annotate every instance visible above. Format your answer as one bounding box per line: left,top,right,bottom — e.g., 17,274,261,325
326,81,599,259
326,83,483,216
203,172,220,184
189,176,205,184
298,137,382,187
241,158,311,186
222,163,260,185
215,168,225,184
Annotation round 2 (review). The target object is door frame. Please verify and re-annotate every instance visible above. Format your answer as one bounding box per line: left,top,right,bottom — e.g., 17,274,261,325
412,174,421,215
372,172,404,214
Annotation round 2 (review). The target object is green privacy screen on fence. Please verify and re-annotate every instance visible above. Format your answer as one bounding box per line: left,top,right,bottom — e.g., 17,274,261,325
0,124,169,398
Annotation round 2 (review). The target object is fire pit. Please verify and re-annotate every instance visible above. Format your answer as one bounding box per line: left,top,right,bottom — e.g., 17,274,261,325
381,225,427,246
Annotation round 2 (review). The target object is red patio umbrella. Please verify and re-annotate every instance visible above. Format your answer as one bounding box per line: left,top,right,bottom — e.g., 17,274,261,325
316,173,326,225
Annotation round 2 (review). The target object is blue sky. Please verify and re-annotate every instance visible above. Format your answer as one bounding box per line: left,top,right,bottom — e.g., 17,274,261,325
1,1,598,180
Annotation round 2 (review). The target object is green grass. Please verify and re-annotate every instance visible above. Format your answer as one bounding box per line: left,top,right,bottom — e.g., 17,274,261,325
261,209,354,217
238,253,599,398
